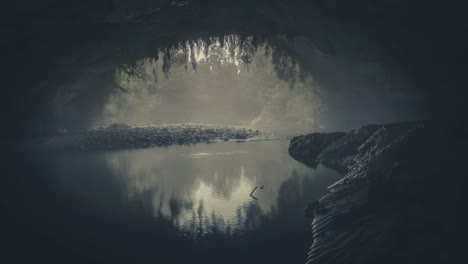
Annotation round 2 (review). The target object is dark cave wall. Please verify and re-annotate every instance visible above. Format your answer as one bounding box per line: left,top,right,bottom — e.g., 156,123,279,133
4,0,468,138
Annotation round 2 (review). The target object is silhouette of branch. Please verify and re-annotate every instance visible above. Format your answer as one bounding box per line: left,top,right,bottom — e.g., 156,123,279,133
114,84,132,95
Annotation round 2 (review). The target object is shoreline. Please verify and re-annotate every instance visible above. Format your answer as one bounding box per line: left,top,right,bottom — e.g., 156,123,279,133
288,121,468,264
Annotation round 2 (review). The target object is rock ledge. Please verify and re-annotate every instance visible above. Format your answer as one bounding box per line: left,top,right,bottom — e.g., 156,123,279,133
289,121,468,264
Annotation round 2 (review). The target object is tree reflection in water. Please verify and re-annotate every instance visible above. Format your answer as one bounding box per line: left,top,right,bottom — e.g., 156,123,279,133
52,140,341,263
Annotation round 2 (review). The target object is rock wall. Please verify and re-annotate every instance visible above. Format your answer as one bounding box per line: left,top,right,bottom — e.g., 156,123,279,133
289,121,468,264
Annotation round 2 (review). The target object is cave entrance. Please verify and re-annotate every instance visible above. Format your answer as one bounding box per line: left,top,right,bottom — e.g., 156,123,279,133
99,35,320,134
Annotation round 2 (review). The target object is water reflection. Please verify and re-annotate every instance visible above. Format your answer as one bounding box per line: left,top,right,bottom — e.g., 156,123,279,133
56,140,341,236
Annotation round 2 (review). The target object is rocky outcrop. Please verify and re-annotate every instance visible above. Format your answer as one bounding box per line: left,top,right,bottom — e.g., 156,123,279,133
289,121,468,264
289,132,347,168
42,123,268,151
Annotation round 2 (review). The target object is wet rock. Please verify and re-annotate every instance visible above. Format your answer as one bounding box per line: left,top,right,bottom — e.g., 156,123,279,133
289,121,468,264
43,123,269,151
304,200,325,218
289,132,346,167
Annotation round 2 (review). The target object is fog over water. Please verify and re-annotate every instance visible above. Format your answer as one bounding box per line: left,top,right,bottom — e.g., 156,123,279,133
103,38,318,129
52,35,411,134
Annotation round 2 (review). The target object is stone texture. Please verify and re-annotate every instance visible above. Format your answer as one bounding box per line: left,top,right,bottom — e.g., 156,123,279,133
289,121,468,264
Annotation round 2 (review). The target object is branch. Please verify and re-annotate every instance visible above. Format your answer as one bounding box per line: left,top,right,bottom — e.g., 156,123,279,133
113,84,133,95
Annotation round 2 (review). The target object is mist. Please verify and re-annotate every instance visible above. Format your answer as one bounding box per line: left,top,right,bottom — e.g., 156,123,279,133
99,37,320,131
52,35,411,134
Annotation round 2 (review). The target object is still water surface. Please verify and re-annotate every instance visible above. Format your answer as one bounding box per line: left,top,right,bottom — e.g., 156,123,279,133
10,140,341,263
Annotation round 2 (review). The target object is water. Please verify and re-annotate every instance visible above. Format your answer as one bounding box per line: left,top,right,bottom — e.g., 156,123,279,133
6,140,341,264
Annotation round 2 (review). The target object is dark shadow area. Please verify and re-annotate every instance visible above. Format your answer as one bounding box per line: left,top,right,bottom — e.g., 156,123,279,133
3,141,341,263
288,121,468,264
3,1,468,264
4,0,468,139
